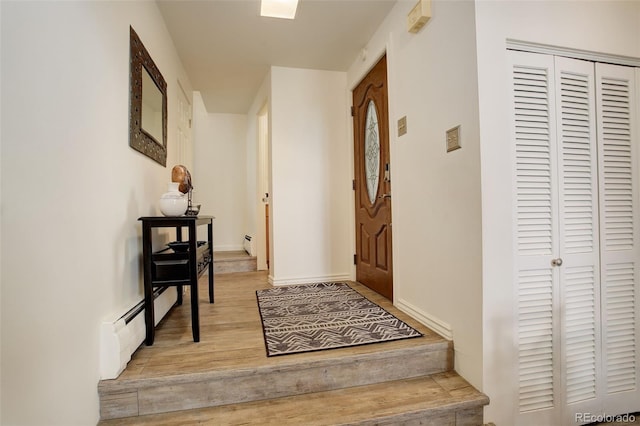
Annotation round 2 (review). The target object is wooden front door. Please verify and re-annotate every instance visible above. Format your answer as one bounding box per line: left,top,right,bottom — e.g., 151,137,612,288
353,55,392,300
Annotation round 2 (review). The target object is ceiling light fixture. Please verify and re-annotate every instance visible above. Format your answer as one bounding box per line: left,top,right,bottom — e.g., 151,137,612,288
260,0,299,20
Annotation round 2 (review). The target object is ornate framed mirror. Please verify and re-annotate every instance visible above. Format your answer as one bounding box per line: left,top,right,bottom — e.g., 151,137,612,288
129,26,167,166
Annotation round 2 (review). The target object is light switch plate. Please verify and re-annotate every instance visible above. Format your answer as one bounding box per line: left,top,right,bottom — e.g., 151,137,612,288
446,125,461,152
398,116,407,136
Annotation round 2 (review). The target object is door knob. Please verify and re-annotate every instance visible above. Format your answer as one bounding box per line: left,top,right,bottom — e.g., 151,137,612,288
551,258,563,267
378,193,391,199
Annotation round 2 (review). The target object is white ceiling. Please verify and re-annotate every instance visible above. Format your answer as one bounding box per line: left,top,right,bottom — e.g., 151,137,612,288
157,0,397,113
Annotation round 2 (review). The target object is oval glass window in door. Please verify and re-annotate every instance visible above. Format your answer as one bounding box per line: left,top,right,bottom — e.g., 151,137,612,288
364,100,380,204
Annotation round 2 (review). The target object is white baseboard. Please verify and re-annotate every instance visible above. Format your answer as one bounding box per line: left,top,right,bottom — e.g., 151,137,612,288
270,273,351,286
395,298,453,340
100,289,177,379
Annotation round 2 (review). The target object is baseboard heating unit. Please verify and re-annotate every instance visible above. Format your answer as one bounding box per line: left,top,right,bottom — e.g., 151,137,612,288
100,287,177,379
243,234,255,256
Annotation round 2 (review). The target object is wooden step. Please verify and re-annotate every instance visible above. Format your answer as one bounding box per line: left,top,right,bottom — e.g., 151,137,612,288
213,250,257,274
98,372,488,425
97,272,488,424
98,337,452,419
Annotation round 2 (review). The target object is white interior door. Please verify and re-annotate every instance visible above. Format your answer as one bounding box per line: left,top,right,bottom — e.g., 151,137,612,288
595,62,640,417
554,56,602,426
509,50,640,426
510,50,562,426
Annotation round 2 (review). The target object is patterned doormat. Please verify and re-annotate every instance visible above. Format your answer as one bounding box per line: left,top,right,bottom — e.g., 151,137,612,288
256,282,423,356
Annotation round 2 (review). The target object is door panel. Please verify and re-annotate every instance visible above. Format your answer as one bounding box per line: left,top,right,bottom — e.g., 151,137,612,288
353,55,392,300
509,51,562,425
554,56,602,424
596,62,640,417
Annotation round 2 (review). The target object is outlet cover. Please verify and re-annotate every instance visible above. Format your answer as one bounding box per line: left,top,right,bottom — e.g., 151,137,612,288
446,125,461,152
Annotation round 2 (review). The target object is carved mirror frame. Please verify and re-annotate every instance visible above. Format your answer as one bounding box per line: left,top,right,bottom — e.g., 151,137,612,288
129,26,167,166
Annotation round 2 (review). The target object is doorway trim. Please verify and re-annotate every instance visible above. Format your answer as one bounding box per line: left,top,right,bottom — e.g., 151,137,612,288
506,39,640,67
256,102,270,271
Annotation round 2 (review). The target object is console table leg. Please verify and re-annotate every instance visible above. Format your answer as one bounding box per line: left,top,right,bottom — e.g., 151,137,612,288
208,268,214,303
144,289,154,345
190,280,200,342
142,223,155,346
208,222,214,303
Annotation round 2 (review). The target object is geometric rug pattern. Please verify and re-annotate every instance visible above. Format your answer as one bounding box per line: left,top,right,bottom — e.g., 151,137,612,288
256,282,423,357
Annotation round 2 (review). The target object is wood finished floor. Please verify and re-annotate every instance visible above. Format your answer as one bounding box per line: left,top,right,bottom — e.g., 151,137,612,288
100,272,636,425
115,270,446,383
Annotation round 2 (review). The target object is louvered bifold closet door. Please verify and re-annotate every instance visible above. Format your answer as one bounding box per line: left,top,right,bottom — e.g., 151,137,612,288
509,50,562,426
596,63,640,416
554,57,603,426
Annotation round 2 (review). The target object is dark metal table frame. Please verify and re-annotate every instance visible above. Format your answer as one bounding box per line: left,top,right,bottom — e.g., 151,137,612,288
139,216,214,345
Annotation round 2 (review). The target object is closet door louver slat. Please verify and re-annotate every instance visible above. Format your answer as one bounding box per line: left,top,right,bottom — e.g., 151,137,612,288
558,71,596,255
564,265,598,403
514,65,554,258
604,263,636,394
518,269,555,412
599,75,634,252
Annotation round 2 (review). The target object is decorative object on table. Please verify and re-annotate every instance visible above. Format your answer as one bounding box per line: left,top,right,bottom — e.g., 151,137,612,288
187,204,201,216
171,165,200,216
167,241,190,252
256,282,423,357
159,182,188,216
171,165,192,193
167,240,207,253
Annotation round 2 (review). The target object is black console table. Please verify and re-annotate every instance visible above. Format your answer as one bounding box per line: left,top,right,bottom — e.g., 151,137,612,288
139,216,214,345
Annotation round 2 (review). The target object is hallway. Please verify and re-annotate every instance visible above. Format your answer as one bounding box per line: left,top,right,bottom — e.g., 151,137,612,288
98,271,487,424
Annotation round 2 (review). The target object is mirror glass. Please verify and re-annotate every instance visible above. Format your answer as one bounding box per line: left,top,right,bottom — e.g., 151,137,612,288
129,26,167,166
141,67,163,145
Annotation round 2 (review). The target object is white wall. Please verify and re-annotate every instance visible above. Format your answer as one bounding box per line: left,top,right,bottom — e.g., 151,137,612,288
193,93,248,251
269,67,352,285
0,2,191,424
0,2,4,420
347,0,483,388
474,1,640,424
